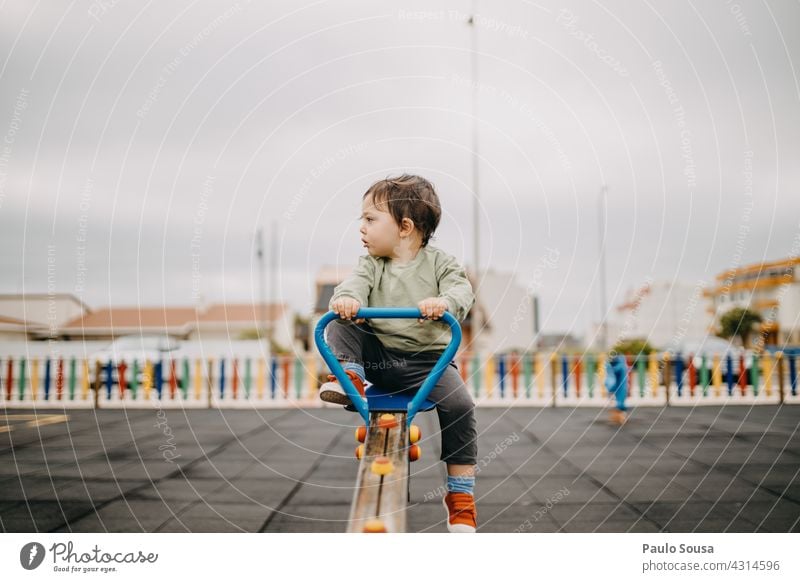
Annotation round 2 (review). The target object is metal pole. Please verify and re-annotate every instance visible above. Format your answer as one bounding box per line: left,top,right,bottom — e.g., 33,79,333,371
598,185,608,351
469,1,482,350
257,228,266,341
268,220,277,345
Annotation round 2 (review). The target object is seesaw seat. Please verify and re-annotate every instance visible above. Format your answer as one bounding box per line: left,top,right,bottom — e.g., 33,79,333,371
344,383,437,413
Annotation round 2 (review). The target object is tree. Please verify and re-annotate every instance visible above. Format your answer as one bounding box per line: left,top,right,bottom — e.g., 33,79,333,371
611,338,656,356
238,328,265,340
237,328,289,353
718,307,762,348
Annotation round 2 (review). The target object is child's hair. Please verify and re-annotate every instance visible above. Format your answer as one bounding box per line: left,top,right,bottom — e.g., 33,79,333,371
363,174,441,247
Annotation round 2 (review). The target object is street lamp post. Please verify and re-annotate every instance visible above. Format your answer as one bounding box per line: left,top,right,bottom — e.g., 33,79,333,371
598,184,608,351
469,1,482,351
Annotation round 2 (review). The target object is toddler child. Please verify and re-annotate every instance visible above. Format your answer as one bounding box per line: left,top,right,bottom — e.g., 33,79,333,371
320,174,478,532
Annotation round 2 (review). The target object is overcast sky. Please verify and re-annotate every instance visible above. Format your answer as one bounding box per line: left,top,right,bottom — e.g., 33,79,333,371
1,0,798,337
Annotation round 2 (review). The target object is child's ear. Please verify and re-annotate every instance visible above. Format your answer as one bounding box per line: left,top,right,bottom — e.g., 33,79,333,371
400,217,415,236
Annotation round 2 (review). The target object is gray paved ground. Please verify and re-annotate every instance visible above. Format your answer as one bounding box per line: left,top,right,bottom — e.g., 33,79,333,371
1,405,798,533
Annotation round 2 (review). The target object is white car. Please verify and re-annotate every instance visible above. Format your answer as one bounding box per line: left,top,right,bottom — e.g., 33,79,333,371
89,335,183,387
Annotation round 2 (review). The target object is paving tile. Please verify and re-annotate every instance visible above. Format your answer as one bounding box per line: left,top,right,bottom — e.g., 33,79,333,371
2,406,798,533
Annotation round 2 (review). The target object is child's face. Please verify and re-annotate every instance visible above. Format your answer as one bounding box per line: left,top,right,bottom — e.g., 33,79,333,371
360,194,402,257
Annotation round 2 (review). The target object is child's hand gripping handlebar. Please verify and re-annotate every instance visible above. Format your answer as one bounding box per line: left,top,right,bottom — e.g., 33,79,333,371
314,307,463,425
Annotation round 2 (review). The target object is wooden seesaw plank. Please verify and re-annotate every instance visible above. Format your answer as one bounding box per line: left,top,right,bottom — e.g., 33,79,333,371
347,411,408,533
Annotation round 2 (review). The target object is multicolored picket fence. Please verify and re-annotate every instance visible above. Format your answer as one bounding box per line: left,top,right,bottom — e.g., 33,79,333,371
1,352,798,408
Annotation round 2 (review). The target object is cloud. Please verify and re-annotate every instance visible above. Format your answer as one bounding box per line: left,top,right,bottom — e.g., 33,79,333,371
1,0,798,335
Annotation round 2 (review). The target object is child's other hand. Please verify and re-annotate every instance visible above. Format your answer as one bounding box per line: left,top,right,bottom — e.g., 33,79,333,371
332,297,365,323
417,298,448,322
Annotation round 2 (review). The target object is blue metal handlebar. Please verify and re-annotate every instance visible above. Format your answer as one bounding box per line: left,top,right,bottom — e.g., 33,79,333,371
314,307,462,425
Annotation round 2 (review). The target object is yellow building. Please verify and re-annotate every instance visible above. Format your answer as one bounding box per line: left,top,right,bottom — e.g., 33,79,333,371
704,257,800,346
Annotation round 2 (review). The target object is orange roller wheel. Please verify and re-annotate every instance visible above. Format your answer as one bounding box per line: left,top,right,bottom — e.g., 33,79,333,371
409,424,421,443
409,444,421,462
355,444,365,460
377,413,398,429
362,519,387,533
355,425,367,443
370,456,394,475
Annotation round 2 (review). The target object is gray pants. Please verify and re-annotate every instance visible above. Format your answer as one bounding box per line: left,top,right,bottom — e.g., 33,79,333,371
325,319,477,465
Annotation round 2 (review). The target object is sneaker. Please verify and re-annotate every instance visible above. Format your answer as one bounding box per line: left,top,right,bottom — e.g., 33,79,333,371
609,409,627,425
319,369,366,406
442,492,477,533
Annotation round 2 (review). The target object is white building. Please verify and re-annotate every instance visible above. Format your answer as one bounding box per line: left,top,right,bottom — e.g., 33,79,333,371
591,280,713,351
0,294,88,339
311,264,536,355
704,257,800,346
0,315,40,341
59,302,296,350
471,268,537,354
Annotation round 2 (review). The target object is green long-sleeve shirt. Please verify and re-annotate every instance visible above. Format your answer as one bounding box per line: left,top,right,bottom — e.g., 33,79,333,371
328,245,475,353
